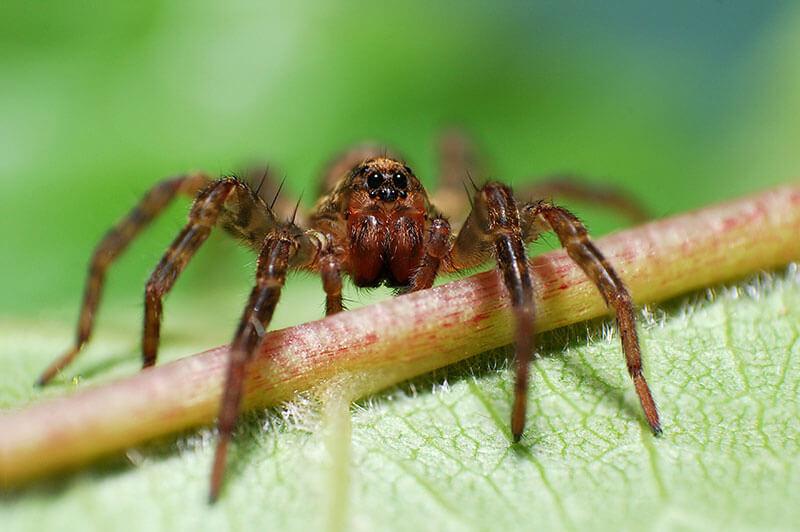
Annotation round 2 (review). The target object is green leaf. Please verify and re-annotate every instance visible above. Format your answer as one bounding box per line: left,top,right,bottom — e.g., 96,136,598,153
2,270,798,531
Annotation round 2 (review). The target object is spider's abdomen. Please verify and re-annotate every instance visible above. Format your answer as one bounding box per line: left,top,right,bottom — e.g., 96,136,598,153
348,210,425,287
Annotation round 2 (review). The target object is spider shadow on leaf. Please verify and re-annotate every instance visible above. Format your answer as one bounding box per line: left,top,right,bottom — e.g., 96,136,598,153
358,311,655,446
65,349,137,382
538,321,646,427
61,327,218,383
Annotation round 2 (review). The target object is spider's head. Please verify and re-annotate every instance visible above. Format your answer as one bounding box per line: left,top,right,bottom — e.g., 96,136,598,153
354,158,421,204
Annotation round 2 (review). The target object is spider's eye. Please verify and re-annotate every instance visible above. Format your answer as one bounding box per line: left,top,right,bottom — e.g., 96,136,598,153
367,172,382,189
392,172,408,189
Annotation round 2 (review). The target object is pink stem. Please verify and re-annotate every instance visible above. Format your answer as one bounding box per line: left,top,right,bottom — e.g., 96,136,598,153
1,185,799,487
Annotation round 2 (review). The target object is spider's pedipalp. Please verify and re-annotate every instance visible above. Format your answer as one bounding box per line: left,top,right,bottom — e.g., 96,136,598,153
320,251,344,314
406,216,452,292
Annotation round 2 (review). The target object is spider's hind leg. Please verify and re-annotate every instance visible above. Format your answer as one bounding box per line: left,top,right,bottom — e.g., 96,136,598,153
515,176,650,224
430,129,483,222
37,173,210,386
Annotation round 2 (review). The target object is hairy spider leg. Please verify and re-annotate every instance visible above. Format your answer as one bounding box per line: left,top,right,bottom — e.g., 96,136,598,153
432,129,649,225
37,173,211,385
430,130,482,222
521,201,662,435
516,177,650,224
39,171,304,385
143,175,308,368
447,183,536,441
142,180,239,367
209,231,297,503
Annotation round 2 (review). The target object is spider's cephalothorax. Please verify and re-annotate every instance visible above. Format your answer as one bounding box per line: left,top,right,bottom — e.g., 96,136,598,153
38,133,661,502
316,157,431,287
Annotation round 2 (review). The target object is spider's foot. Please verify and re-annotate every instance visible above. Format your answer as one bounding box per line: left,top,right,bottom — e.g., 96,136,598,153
511,404,526,443
35,346,80,387
208,438,229,504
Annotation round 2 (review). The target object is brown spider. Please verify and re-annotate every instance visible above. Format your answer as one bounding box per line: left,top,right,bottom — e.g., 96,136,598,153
37,133,661,502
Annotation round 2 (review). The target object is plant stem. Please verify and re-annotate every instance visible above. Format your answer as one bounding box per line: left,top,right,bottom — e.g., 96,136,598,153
2,185,799,488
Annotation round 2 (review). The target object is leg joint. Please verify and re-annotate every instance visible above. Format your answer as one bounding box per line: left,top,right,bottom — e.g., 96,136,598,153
144,281,163,302
189,180,237,226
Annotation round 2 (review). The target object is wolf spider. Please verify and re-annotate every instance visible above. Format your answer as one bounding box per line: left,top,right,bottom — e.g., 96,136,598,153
38,133,661,502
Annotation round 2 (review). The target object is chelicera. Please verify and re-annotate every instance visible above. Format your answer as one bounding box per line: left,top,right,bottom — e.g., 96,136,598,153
37,133,661,502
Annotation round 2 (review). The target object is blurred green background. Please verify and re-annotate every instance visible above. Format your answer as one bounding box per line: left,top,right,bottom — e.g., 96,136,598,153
1,1,798,321
1,1,800,529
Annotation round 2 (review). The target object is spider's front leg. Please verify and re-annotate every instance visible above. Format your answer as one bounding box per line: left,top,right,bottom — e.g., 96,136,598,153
209,228,323,503
142,179,238,367
449,183,535,441
209,231,295,502
521,200,662,435
142,176,300,369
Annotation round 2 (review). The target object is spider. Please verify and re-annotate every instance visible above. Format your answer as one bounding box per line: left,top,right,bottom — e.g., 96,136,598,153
37,132,661,502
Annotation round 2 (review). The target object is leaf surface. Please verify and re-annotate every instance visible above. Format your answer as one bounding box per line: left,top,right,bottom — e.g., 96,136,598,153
2,271,798,531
